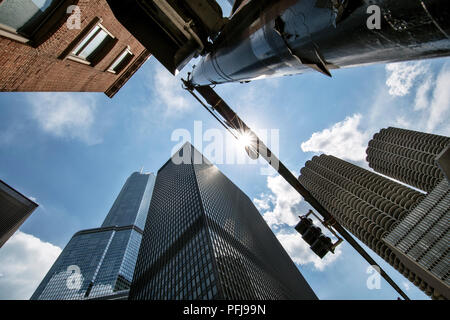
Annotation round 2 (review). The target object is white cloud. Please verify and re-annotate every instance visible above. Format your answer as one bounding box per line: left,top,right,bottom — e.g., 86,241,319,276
300,62,450,167
0,231,61,300
374,62,450,136
300,114,369,163
426,66,450,133
254,174,341,271
254,174,302,228
402,281,411,291
393,116,412,129
276,231,342,271
152,65,193,116
253,197,271,211
385,62,429,97
414,76,433,111
28,92,101,145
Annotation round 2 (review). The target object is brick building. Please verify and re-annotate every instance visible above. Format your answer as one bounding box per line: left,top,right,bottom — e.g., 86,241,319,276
0,0,150,97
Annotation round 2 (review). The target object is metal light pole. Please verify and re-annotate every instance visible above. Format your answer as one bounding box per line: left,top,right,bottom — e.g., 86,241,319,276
182,80,410,300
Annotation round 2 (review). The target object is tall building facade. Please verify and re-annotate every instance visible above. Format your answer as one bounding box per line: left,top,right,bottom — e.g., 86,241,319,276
298,127,449,299
384,179,449,300
0,179,38,248
367,128,449,299
298,155,430,294
130,143,317,300
0,0,150,97
366,127,449,193
31,172,155,300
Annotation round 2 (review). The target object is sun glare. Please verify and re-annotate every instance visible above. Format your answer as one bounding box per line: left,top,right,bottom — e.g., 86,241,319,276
238,131,253,148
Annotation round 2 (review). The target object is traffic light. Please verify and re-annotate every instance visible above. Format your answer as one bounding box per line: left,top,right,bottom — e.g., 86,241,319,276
294,214,334,259
294,216,312,235
302,225,322,246
310,235,333,259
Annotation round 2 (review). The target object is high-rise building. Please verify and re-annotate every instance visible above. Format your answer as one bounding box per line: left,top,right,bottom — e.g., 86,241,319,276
130,143,317,300
30,172,155,300
366,127,450,193
0,0,150,97
298,155,431,293
0,179,38,248
384,179,449,300
298,127,449,299
367,128,450,299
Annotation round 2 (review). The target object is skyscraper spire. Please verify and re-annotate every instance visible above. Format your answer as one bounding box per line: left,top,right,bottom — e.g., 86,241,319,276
31,172,156,300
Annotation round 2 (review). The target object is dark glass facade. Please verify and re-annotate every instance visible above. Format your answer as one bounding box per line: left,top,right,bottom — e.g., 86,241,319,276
0,179,38,248
31,172,155,300
130,143,317,300
101,171,155,230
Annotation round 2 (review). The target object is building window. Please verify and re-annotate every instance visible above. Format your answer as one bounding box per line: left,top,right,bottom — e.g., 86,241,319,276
69,23,115,65
108,48,134,74
0,0,59,41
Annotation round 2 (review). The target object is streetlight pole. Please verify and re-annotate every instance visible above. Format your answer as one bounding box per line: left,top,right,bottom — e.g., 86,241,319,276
182,80,410,300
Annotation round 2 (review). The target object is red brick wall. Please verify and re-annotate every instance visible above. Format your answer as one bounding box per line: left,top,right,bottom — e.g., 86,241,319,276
0,0,148,94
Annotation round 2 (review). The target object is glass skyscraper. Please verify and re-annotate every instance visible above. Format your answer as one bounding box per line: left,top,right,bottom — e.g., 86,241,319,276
30,172,156,300
130,143,317,300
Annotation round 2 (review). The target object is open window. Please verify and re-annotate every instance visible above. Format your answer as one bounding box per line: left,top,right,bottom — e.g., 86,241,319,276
107,47,134,74
0,0,71,43
68,23,116,66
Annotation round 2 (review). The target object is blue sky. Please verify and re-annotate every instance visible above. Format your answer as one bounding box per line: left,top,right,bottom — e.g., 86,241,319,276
0,2,449,299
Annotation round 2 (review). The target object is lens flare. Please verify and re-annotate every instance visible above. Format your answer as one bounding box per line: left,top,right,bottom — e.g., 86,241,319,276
238,132,252,147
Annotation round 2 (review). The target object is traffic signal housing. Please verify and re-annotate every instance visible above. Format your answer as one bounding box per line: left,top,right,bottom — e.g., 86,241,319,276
294,212,337,259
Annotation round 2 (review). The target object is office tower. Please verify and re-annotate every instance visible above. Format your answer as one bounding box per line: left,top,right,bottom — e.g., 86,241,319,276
366,127,450,192
0,0,150,97
31,172,155,300
130,143,317,300
298,128,450,299
0,179,38,248
384,179,449,300
367,128,450,299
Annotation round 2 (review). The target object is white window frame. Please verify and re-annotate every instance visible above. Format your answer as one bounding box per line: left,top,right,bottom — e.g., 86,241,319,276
107,47,133,74
67,23,114,65
0,22,29,43
0,0,62,42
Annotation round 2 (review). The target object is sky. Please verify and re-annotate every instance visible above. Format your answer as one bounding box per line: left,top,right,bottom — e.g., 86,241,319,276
1,3,450,301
